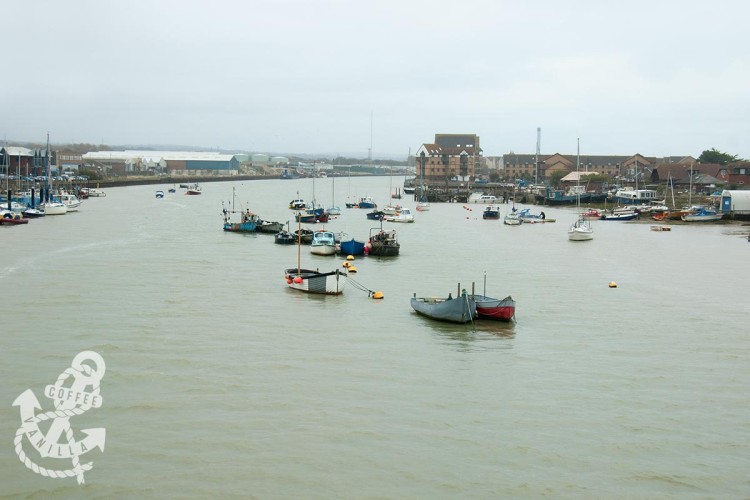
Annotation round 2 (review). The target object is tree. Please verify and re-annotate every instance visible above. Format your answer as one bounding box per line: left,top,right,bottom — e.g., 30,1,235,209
698,148,742,165
548,170,567,188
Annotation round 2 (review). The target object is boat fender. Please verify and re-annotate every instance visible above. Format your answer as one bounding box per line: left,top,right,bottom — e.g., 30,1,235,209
293,276,303,284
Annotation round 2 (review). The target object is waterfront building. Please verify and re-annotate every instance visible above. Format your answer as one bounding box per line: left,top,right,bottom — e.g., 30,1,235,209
82,150,240,176
415,134,483,185
502,152,697,183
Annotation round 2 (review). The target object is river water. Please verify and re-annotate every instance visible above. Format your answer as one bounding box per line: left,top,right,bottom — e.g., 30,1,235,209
1,176,749,498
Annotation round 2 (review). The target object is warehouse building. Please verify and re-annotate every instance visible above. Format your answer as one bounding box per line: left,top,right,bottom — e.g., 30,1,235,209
82,150,240,176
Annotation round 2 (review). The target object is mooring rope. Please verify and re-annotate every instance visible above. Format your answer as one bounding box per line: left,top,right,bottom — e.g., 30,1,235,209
346,275,376,297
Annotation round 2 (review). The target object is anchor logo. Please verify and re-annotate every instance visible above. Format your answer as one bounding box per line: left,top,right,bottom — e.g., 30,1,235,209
12,351,106,484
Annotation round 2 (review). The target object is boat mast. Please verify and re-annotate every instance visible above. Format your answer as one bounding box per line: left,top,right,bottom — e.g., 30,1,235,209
296,210,301,275
535,127,541,185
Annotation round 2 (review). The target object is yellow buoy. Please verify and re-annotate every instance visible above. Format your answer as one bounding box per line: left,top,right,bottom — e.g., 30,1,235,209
346,255,355,260
372,291,384,299
608,281,618,288
348,266,358,273
342,261,350,268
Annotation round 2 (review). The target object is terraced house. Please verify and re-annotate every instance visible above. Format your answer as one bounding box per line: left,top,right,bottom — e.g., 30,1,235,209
502,152,696,181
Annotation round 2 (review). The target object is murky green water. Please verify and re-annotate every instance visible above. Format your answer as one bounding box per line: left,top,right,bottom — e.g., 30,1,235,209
2,177,749,498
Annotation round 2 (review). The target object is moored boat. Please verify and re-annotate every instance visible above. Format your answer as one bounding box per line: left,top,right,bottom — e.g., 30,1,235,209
222,208,259,233
411,290,477,324
1,210,29,225
289,198,306,210
155,190,165,198
338,237,366,256
356,196,377,209
274,230,296,244
473,295,516,321
482,205,500,219
384,208,414,223
310,231,337,256
681,207,723,222
366,209,385,221
284,268,346,294
467,192,497,204
517,208,554,223
55,193,82,211
600,208,640,221
186,184,202,195
367,228,400,256
503,212,522,225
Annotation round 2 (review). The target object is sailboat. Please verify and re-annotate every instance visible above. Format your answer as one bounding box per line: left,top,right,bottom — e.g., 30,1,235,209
40,133,67,215
284,210,346,294
568,138,593,241
382,166,399,215
416,156,430,211
327,172,341,215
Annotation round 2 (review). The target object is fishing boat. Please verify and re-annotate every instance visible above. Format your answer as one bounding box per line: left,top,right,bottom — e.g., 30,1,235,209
517,208,554,223
482,205,501,219
356,196,377,209
186,184,202,195
568,139,594,241
310,231,337,256
289,198,306,210
155,190,165,198
222,189,259,232
384,208,414,223
366,228,400,256
411,288,477,324
223,209,259,233
681,207,723,222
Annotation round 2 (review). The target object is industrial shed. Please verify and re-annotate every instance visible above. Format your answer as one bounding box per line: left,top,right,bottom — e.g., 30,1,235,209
83,150,240,175
720,190,750,217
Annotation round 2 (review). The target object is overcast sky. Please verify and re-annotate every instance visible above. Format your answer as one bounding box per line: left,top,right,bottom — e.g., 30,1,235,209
4,0,749,159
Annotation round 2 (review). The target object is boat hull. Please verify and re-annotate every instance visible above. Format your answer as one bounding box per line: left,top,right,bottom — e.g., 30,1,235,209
473,295,516,321
339,239,365,255
284,268,346,295
224,221,257,232
310,245,336,255
41,202,67,215
411,294,477,323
